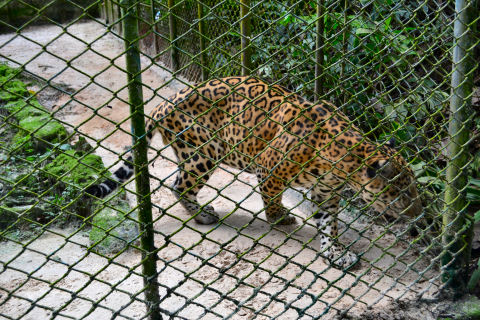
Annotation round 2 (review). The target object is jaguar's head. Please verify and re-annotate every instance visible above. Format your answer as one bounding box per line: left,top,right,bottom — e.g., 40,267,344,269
356,139,422,218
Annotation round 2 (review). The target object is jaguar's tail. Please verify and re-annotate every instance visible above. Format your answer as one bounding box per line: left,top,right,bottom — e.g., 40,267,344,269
85,116,157,198
85,155,135,198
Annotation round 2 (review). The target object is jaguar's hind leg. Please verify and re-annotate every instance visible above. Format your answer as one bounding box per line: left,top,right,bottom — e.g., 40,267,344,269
310,190,358,268
170,153,218,225
256,167,296,225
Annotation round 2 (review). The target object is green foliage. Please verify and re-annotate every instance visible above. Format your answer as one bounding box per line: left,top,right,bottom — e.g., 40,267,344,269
251,1,451,115
468,255,480,293
411,157,480,241
468,210,480,293
448,295,480,318
414,163,480,206
251,1,449,137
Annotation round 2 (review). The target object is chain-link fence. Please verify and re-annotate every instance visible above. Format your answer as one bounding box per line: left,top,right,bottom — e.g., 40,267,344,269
1,0,479,319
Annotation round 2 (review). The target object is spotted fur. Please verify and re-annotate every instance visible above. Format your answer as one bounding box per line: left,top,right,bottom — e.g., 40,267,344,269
87,76,422,268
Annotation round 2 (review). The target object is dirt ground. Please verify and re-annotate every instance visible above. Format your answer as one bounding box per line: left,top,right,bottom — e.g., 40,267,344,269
0,21,444,319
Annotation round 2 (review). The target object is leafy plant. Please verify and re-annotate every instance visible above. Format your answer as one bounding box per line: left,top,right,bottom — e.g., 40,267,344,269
467,210,480,292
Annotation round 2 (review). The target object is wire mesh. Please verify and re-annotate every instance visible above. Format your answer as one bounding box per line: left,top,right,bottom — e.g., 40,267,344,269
0,0,479,319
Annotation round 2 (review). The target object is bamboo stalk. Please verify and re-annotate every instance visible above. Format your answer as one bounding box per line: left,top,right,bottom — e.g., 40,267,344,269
442,0,476,294
168,0,179,73
151,0,157,55
240,0,251,76
314,0,324,101
340,0,348,104
198,0,208,81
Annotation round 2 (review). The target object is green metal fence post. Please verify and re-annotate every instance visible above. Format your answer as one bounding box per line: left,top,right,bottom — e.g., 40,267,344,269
314,0,324,101
197,0,208,81
442,0,477,293
240,0,251,76
168,0,179,73
122,1,161,318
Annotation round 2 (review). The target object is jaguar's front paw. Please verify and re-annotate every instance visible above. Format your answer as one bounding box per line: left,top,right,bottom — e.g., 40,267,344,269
266,206,297,225
193,205,219,225
323,246,359,269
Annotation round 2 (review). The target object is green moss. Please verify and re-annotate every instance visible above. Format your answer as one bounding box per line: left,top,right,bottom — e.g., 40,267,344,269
13,115,68,152
17,115,67,142
89,199,138,254
0,64,19,77
0,64,28,102
5,99,49,120
41,149,108,219
2,89,65,153
44,149,105,188
0,63,120,232
0,80,28,101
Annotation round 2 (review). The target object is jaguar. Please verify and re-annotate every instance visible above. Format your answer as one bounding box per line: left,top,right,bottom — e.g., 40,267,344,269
87,76,422,267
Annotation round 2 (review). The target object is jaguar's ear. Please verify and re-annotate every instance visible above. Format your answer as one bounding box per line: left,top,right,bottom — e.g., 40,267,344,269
366,159,394,179
385,137,396,148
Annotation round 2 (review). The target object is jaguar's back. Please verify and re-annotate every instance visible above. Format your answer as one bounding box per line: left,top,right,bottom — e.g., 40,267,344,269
148,76,349,172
